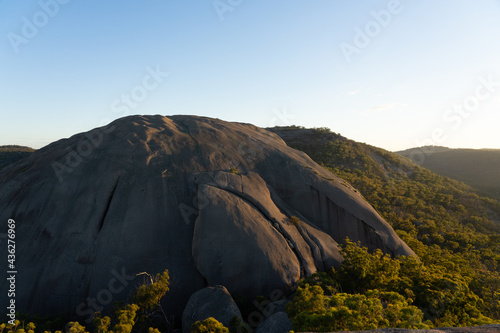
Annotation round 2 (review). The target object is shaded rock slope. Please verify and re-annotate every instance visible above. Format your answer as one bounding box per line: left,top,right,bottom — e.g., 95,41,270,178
0,115,414,319
0,145,34,170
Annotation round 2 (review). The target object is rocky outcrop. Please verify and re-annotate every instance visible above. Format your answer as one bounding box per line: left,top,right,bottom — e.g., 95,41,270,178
182,285,241,333
0,115,414,320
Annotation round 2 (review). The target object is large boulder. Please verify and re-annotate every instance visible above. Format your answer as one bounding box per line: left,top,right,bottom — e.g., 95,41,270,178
182,285,241,333
0,115,415,320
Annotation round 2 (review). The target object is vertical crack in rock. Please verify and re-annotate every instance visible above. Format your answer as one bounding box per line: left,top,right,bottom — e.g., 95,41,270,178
81,239,96,304
359,220,388,254
292,221,327,270
96,177,120,235
268,189,337,271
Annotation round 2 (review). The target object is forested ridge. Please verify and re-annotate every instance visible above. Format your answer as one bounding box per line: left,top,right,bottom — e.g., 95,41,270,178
270,126,500,330
398,146,500,199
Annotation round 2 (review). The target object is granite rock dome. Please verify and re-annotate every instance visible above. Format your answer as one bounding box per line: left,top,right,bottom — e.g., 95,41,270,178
0,115,415,319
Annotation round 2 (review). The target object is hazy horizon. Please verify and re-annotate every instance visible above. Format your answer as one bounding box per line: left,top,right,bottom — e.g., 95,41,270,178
2,115,500,153
2,1,500,151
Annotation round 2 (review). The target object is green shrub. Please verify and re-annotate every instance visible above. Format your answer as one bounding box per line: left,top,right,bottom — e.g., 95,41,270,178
287,285,428,332
286,239,496,330
289,216,301,226
191,318,229,333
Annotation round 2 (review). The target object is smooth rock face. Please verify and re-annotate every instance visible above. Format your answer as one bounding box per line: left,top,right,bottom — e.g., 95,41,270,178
254,312,293,333
182,285,241,333
0,115,415,319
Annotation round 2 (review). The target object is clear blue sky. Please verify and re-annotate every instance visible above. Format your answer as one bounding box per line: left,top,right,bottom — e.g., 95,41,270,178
1,0,500,151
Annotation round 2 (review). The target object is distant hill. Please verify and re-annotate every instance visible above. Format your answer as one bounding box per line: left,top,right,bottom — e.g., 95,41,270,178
0,145,35,170
397,146,500,199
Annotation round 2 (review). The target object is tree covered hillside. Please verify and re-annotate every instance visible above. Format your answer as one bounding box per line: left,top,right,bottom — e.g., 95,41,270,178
270,126,500,328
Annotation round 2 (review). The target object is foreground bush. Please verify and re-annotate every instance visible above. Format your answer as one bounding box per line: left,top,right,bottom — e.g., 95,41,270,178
191,317,229,333
286,240,496,331
287,284,427,331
